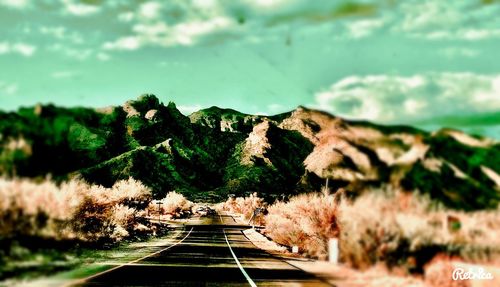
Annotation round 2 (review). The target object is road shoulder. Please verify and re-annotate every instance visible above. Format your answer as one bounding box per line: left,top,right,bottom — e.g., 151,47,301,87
7,226,187,287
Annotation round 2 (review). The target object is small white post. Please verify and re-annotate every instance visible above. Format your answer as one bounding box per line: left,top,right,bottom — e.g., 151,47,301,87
329,238,339,264
292,246,299,253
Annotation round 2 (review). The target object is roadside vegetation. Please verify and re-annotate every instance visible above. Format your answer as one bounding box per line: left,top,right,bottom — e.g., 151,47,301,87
265,192,338,259
148,191,193,219
218,192,266,225
338,188,500,271
221,187,500,282
0,177,191,281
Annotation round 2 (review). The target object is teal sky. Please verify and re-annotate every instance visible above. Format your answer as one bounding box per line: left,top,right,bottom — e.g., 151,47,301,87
0,0,499,138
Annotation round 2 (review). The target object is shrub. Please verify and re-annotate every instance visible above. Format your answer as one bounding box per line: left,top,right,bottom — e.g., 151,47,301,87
0,177,152,242
147,191,193,218
264,192,338,259
337,188,500,272
219,193,265,222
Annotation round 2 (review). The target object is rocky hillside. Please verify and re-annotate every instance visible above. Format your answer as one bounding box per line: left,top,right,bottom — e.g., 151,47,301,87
1,95,499,208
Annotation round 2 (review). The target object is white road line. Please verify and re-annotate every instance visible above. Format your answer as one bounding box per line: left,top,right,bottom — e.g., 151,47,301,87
223,229,258,287
63,227,194,287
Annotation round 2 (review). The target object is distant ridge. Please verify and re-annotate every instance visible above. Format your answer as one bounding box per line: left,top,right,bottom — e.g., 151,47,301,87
0,94,498,208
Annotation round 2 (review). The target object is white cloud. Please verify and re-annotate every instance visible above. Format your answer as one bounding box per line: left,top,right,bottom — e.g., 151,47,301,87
172,17,232,45
104,16,234,50
391,0,500,40
118,11,134,22
13,43,36,56
0,0,29,9
47,43,93,60
139,1,161,20
0,81,18,95
96,52,110,61
0,42,36,57
314,73,500,123
267,103,285,114
246,0,290,10
103,36,141,51
51,70,78,79
61,0,100,16
0,42,9,54
439,47,481,58
344,19,385,39
192,0,217,9
403,99,427,115
39,26,83,44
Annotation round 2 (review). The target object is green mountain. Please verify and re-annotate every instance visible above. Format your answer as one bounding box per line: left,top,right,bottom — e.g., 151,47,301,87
1,95,499,208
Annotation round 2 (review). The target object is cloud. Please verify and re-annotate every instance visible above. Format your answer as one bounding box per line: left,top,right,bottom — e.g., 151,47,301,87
267,103,286,114
50,70,78,79
343,18,385,39
313,73,500,124
439,47,481,58
392,0,500,40
247,0,290,10
0,42,36,56
0,81,18,95
96,52,110,61
118,11,134,22
103,16,234,50
39,26,83,44
61,0,100,16
0,0,29,9
138,1,162,20
47,43,93,60
103,36,141,51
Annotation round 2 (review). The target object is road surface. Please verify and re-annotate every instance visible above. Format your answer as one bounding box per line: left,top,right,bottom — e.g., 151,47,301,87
69,213,331,286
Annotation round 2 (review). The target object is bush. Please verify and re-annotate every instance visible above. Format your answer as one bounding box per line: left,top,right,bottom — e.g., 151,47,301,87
264,192,338,259
0,177,152,242
337,188,500,272
219,193,265,222
147,191,193,218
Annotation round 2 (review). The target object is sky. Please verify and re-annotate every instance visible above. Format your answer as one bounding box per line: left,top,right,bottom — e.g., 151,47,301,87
0,0,499,138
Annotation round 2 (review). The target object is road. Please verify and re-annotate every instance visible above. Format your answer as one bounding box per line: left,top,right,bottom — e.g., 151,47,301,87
69,213,332,286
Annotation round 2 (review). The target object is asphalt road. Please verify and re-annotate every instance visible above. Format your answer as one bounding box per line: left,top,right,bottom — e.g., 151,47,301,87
70,213,331,286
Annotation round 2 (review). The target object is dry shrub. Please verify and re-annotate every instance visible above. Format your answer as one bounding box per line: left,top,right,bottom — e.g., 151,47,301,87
147,191,193,218
264,192,338,259
0,177,152,242
220,193,265,223
338,188,500,271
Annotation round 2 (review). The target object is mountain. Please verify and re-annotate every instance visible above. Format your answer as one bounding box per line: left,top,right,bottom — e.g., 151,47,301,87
0,95,499,208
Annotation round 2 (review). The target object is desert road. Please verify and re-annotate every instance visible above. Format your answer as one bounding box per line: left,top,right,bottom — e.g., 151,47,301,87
68,213,331,286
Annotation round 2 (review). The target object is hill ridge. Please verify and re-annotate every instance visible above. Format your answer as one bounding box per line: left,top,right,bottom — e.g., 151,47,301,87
0,94,498,208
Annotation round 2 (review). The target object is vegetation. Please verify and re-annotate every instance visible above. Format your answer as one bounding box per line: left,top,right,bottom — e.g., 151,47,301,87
0,177,192,280
224,188,500,275
219,193,266,225
265,192,338,259
1,95,499,209
149,191,193,218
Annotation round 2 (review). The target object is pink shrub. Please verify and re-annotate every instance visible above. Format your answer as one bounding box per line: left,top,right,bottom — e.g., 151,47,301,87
0,177,152,242
264,192,338,259
147,191,193,218
220,193,265,223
